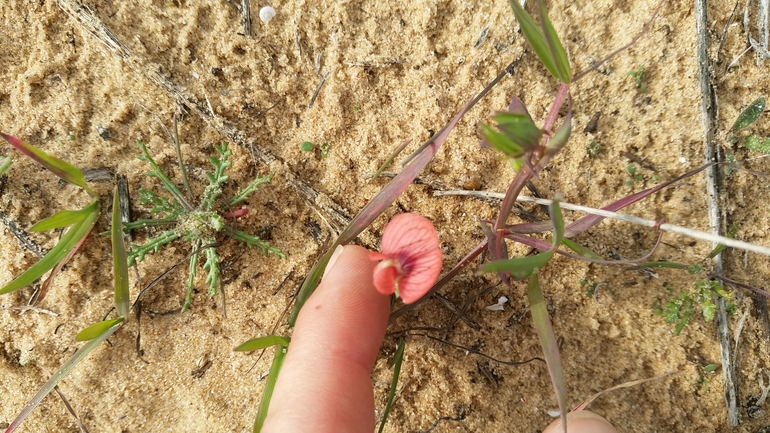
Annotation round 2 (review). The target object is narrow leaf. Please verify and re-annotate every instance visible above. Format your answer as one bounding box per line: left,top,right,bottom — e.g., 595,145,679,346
33,220,95,305
545,111,572,156
254,345,287,433
561,239,601,260
378,337,405,433
630,261,689,270
549,196,564,247
112,187,130,319
75,317,125,341
0,133,96,197
0,200,99,295
539,1,571,83
729,97,765,133
482,251,554,280
0,155,12,176
29,208,91,232
3,320,122,433
508,0,559,80
527,273,568,433
371,139,412,183
289,98,475,327
234,335,290,352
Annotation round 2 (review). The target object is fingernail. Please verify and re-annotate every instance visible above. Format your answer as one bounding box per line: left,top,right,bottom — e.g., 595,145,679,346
322,245,345,279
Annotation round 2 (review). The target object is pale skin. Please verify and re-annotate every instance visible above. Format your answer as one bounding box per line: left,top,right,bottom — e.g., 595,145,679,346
262,245,618,433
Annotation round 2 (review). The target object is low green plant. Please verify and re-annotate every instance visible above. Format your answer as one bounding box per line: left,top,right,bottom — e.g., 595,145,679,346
586,140,602,158
126,140,284,311
625,163,645,186
298,140,330,158
653,280,734,336
727,97,770,153
628,65,647,92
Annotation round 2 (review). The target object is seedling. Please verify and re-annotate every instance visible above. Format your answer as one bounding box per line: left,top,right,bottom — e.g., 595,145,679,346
298,140,330,158
628,65,647,92
586,140,602,158
653,280,734,336
126,140,284,311
623,163,644,186
726,97,770,153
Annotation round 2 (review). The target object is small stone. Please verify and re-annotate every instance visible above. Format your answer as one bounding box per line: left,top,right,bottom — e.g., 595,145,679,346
97,126,112,141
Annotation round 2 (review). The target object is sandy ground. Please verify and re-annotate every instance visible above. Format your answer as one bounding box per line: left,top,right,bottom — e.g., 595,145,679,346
1,0,770,432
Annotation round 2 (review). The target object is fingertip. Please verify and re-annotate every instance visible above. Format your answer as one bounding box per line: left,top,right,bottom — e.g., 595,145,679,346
542,411,618,433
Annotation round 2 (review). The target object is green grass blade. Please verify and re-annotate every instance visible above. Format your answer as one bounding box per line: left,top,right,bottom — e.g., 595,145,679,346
254,345,287,433
0,200,99,295
729,97,765,133
527,272,568,433
0,133,96,197
75,317,125,341
235,335,291,352
508,0,559,81
29,208,91,232
136,140,193,211
561,239,601,260
112,187,130,319
0,155,12,176
378,337,405,433
549,197,564,247
371,139,412,183
539,1,571,83
482,251,554,280
4,319,122,433
631,261,689,270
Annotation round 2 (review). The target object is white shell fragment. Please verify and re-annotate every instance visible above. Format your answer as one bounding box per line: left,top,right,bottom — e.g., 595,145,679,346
486,296,509,311
259,6,276,23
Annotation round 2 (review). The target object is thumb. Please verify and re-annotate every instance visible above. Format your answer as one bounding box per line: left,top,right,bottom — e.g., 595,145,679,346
262,245,391,433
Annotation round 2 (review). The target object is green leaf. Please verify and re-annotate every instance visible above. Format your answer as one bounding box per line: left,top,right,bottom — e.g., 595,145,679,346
527,273,568,431
1,133,96,197
254,345,287,433
234,335,291,352
545,112,572,156
494,112,543,151
0,201,99,295
508,0,559,81
482,123,525,158
482,251,554,280
744,135,770,154
4,318,122,432
229,173,273,206
729,97,765,133
0,155,12,176
632,261,690,270
136,140,193,211
112,187,130,319
549,196,564,247
29,207,92,232
75,317,125,341
561,238,601,260
539,1,571,83
378,337,405,433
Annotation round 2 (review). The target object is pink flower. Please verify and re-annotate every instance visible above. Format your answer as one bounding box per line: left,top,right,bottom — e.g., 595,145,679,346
369,213,443,304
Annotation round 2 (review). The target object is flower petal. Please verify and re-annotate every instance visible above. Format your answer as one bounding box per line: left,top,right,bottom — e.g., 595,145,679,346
381,213,441,256
396,246,442,304
372,260,400,296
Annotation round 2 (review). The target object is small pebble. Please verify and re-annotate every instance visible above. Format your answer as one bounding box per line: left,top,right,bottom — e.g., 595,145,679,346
97,126,112,141
259,6,276,23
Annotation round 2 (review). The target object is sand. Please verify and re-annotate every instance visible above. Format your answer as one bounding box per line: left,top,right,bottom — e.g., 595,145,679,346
1,0,770,432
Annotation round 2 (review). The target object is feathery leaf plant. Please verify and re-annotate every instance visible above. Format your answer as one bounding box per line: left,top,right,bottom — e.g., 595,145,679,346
126,140,284,311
